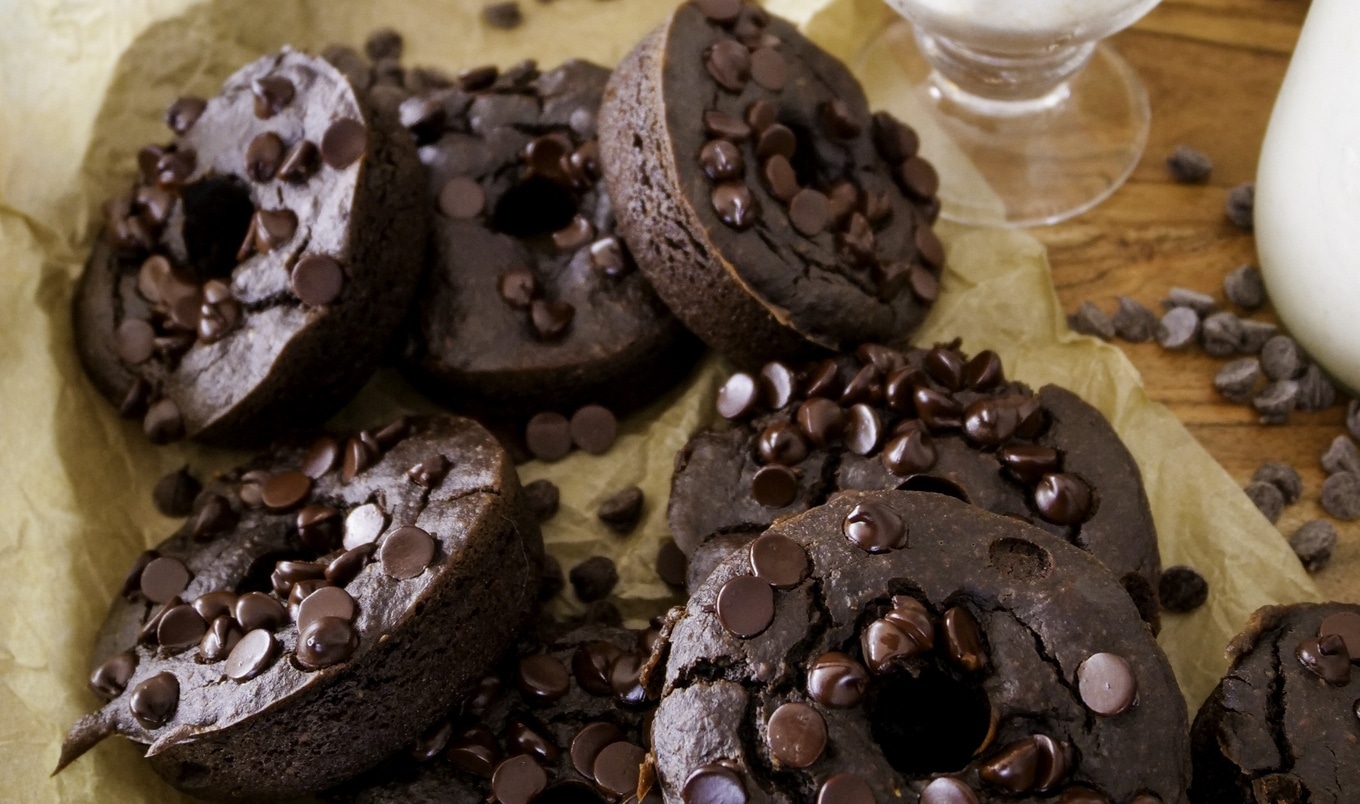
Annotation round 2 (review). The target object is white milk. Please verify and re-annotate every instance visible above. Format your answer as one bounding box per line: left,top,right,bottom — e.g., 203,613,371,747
886,0,1161,52
1256,0,1360,394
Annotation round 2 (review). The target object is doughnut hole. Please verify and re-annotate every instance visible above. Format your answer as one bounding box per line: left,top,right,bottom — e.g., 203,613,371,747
179,175,255,281
895,475,971,504
492,176,578,238
866,664,992,775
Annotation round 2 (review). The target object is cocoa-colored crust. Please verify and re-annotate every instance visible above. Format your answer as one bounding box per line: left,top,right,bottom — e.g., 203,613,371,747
59,416,542,800
1190,602,1360,803
654,491,1190,803
598,5,939,367
73,49,426,445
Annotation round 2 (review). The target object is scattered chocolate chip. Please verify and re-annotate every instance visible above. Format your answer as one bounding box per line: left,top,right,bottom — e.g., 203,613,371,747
598,486,644,533
656,538,688,588
251,76,295,118
702,110,751,143
380,525,436,579
244,132,285,182
700,139,744,181
749,47,788,91
1033,473,1094,525
518,652,571,704
872,111,920,164
821,98,862,139
789,189,830,237
1290,520,1337,573
881,428,937,477
296,616,359,670
705,40,751,93
566,556,618,603
140,556,191,604
755,124,796,161
1166,144,1213,183
746,99,777,132
1226,182,1254,230
259,470,311,513
717,372,759,419
1109,296,1155,343
156,603,207,649
1163,287,1218,316
1213,358,1261,404
90,651,138,700
526,412,572,461
898,156,939,199
758,421,809,466
1253,461,1303,504
979,735,1070,794
818,773,875,804
761,154,800,201
165,96,207,134
234,591,287,632
1243,480,1285,523
530,299,576,340
766,702,827,768
1349,399,1360,440
1260,335,1306,380
439,176,485,219
482,1,523,29
697,0,742,23
1296,633,1351,685
570,405,617,454
716,574,775,638
1292,364,1334,413
760,361,796,409
143,397,185,444
843,501,906,553
589,237,631,278
152,467,200,518
1159,565,1209,613
1321,472,1360,520
1155,306,1200,350
1201,311,1244,357
1237,319,1278,355
523,479,560,522
129,672,179,728
1253,380,1299,424
748,533,808,589
1322,435,1360,476
364,27,403,60
1076,652,1137,716
712,182,759,230
796,398,844,447
594,742,647,798
844,403,882,456
1223,264,1265,310
750,465,798,508
225,628,279,681
685,764,747,803
406,454,451,489
457,64,499,91
552,215,595,252
806,651,868,708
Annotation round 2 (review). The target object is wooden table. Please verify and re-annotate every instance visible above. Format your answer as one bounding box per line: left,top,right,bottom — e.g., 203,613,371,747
1037,0,1358,601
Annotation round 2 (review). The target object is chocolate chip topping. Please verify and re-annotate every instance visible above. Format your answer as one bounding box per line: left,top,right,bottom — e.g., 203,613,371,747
295,615,359,670
842,501,906,553
517,653,571,703
492,754,547,804
593,741,646,797
817,773,875,804
696,0,742,23
748,533,809,589
1297,634,1352,685
789,189,830,237
128,672,179,728
941,606,987,673
278,139,320,182
165,96,207,134
806,651,868,708
225,629,279,681
320,117,367,169
140,556,191,603
152,467,201,517
439,176,486,219
862,595,934,674
380,525,436,579
245,132,285,181
750,465,798,508
598,486,644,533
716,575,775,638
251,76,295,118
919,777,980,804
766,702,827,768
712,183,760,230
289,254,344,306
749,47,788,91
705,39,751,92
701,139,745,181
90,651,138,701
1077,652,1137,716
1033,472,1094,525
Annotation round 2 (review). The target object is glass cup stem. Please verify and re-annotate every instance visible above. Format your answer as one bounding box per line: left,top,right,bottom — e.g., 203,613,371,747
915,29,1098,114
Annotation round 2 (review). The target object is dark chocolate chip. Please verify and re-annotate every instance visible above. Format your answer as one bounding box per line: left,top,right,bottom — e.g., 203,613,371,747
842,501,906,553
716,574,775,638
90,651,138,700
251,76,294,118
482,1,523,30
1253,380,1299,424
526,412,572,461
448,725,501,776
497,268,538,309
696,0,742,23
552,215,595,252
1214,358,1261,403
406,454,451,489
1321,472,1360,520
1158,565,1209,613
748,533,808,588
684,764,747,804
817,774,875,804
898,157,939,199
140,556,191,603
862,596,934,674
524,479,560,522
295,586,357,633
143,397,185,444
225,628,279,681
749,47,788,91
1290,520,1337,573
700,139,745,182
703,109,752,142
1033,473,1094,525
571,722,625,779
1296,634,1351,685
751,465,798,508
326,544,376,587
276,139,320,183
573,640,623,696
530,299,576,340
1243,480,1285,523
919,777,980,804
872,111,919,164
880,428,937,477
1226,182,1254,230
914,387,963,430
759,361,796,409
844,403,882,456
1223,264,1265,310
259,470,311,513
963,398,1020,447
439,176,485,219
1157,307,1200,350
762,155,799,202
235,591,287,632
1166,144,1213,183
321,118,367,169
380,525,436,579
1076,652,1137,716
796,398,845,448
129,672,179,728
1112,296,1158,342
746,99,777,132
609,652,649,706
766,702,826,768
1069,301,1114,341
594,741,647,797
1322,435,1360,476
589,237,632,278
705,40,751,93
245,132,284,182
1201,311,1245,357
712,183,759,230
942,606,987,673
755,123,796,161
821,98,861,139
165,96,207,134
599,486,644,533
570,556,619,603
570,405,618,455
717,372,759,419
156,603,207,649
457,65,499,91
758,421,809,466
296,615,358,670
518,653,571,703
1318,611,1360,657
806,651,868,708
153,467,200,518
979,735,1070,794
656,538,688,588
789,189,830,237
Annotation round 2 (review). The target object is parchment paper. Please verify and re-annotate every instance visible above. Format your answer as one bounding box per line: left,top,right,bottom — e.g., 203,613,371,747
0,0,1319,800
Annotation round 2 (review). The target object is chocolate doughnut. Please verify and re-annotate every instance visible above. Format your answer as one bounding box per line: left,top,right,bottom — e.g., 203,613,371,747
74,48,426,445
653,490,1190,803
339,619,662,803
399,58,701,416
58,415,542,799
1191,602,1360,803
598,1,942,366
668,342,1164,629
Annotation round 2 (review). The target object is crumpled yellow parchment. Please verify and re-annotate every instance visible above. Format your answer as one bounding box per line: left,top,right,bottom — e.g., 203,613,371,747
0,0,1318,800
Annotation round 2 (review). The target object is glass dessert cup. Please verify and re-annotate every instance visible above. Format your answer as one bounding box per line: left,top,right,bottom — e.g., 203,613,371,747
856,0,1162,227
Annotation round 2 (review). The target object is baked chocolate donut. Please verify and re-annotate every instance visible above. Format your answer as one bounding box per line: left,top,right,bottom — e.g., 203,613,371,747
74,48,425,445
653,490,1190,803
1191,603,1360,803
599,1,942,366
668,343,1164,629
399,58,701,416
340,619,662,803
59,415,542,800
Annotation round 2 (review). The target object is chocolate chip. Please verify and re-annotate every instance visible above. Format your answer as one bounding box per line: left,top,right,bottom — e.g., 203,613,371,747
703,109,751,142
526,412,572,461
712,183,759,229
806,651,868,708
898,157,939,199
1201,311,1245,357
245,132,285,182
1166,144,1213,183
381,525,436,579
706,39,751,93
594,741,646,797
1238,319,1278,355
1250,461,1302,504
1290,520,1337,573
1322,434,1360,476
979,735,1070,794
908,265,939,303
963,398,1021,447
941,606,987,673
339,504,385,552
553,215,595,252
1226,182,1254,230
746,99,777,132
155,603,207,649
90,649,138,701
919,777,980,804
844,403,882,456
224,628,279,681
1111,296,1158,342
596,486,643,534
530,299,576,340
129,672,179,728
880,428,937,477
1068,301,1114,341
321,118,367,169
749,47,788,91
165,96,207,134
439,176,485,219
818,773,875,804
789,189,830,237
571,639,622,697
518,653,571,703
717,372,759,419
1033,473,1094,525
998,444,1061,485
496,267,538,309
1297,634,1351,685
251,76,294,118
273,139,320,183
522,479,560,522
751,465,798,508
150,467,200,518
843,501,906,553
758,421,809,465
569,556,619,603
821,98,861,139
1253,379,1299,424
1158,565,1209,613
271,560,324,598
716,574,775,638
154,149,196,188
1156,306,1200,350
756,155,799,202
1321,472,1360,520
589,237,631,278
760,361,796,409
1318,611,1360,656
235,591,287,632
1059,787,1114,804
861,596,934,674
914,387,964,430
755,123,796,161
696,140,745,184
1213,358,1261,403
570,405,618,454
405,454,451,490
748,533,808,588
766,702,827,768
1295,363,1336,411
447,724,501,776
1077,652,1137,716
363,27,403,61
296,586,357,633
1223,264,1265,310
570,722,625,780
872,111,919,164
326,544,375,587
482,1,523,29
696,0,742,23
796,398,844,447
111,317,156,366
140,556,191,604
656,538,688,588
457,64,499,91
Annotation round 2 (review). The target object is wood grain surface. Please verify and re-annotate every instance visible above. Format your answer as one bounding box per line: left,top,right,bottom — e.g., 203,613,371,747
1036,0,1360,601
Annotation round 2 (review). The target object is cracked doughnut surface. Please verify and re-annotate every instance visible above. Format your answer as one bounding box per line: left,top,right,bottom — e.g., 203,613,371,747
668,343,1163,630
1191,603,1360,803
59,415,541,800
598,1,941,366
74,48,425,444
653,490,1189,803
